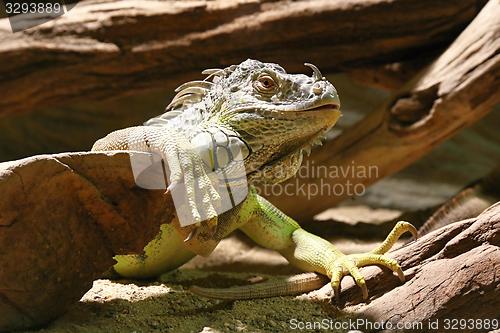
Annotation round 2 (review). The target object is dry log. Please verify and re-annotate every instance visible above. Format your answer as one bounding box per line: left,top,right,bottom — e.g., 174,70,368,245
0,152,172,331
267,0,500,221
347,57,432,91
331,202,500,331
0,0,485,116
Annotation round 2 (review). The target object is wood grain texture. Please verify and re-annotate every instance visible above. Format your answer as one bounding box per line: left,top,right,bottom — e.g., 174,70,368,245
0,0,485,115
266,0,500,221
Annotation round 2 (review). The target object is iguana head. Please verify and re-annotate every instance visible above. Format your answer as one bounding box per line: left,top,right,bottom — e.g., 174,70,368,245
150,59,341,184
216,59,341,183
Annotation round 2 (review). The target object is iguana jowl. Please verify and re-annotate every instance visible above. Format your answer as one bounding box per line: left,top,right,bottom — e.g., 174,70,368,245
92,59,416,301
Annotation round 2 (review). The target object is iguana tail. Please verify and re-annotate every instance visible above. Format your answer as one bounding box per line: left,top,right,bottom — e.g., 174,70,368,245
418,166,500,237
189,272,328,300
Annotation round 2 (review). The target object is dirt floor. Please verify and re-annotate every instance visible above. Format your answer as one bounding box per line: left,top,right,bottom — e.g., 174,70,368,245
25,206,403,333
25,238,345,333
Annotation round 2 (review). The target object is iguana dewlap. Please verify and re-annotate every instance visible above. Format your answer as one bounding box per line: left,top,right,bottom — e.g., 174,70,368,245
92,59,416,301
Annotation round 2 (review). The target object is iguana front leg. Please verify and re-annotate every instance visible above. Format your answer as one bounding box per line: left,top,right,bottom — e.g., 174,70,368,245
191,188,417,301
93,125,221,228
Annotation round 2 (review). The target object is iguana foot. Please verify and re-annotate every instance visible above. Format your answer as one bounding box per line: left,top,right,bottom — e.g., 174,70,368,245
328,221,417,302
161,135,222,226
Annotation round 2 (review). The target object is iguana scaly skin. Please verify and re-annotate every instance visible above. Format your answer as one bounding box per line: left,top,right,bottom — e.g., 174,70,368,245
418,166,499,237
92,59,417,301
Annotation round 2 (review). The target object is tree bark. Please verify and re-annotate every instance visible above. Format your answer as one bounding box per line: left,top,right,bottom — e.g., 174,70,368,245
0,0,485,116
266,0,500,222
347,57,432,91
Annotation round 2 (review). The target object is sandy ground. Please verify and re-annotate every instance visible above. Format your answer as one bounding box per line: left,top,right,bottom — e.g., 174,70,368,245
26,236,355,333
26,213,394,333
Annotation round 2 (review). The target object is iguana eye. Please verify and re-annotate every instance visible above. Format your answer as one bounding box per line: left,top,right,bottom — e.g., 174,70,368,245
255,75,276,93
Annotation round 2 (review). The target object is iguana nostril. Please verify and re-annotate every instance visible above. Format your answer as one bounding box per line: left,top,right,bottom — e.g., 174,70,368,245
312,83,322,95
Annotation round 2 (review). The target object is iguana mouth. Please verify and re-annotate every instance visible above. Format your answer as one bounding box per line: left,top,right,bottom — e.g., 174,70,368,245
293,95,341,114
302,103,340,112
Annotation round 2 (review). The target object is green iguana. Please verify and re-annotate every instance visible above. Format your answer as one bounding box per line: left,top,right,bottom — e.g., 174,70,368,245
92,59,417,302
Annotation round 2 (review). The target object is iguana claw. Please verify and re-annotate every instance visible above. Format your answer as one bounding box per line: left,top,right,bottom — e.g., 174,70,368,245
328,221,417,302
161,136,222,226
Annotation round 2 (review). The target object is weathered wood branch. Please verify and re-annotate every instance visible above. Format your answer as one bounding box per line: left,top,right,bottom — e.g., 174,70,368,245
0,152,172,331
266,0,500,221
347,57,432,91
0,0,485,116
334,202,500,329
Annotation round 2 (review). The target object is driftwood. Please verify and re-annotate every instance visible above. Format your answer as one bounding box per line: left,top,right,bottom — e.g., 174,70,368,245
332,202,500,331
0,0,485,116
347,57,432,91
0,152,172,331
267,0,500,221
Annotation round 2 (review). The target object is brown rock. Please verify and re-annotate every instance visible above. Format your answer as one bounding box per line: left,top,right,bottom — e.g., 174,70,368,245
0,152,172,331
